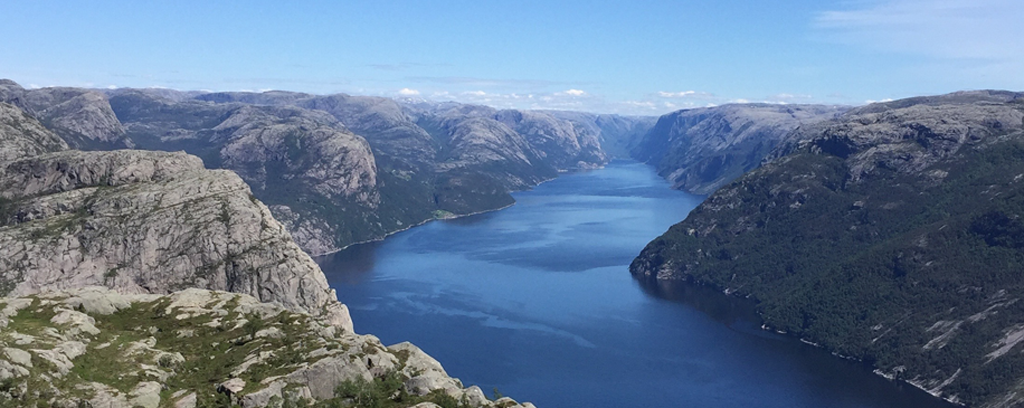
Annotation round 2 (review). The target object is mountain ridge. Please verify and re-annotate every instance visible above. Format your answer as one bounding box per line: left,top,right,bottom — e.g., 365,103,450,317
0,100,538,408
0,79,655,255
630,91,1024,407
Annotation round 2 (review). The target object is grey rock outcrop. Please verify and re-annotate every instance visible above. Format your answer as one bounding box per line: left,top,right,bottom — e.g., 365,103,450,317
0,288,536,408
105,90,383,255
0,102,68,164
774,91,1024,182
0,142,350,329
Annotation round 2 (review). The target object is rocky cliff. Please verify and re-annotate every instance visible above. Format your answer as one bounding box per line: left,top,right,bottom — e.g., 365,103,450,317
4,79,653,255
0,101,537,408
0,102,69,164
0,103,350,329
632,104,846,194
0,80,130,149
631,91,1024,407
0,287,537,408
544,111,656,159
107,90,383,255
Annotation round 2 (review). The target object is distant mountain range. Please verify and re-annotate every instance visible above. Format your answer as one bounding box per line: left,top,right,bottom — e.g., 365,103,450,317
1,80,666,255
0,79,855,256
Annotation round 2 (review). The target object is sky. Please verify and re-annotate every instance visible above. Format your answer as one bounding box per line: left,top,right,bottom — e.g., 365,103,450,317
1,0,1022,115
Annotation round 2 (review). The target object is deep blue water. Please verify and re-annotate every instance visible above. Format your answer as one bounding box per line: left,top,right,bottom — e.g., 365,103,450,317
318,161,953,408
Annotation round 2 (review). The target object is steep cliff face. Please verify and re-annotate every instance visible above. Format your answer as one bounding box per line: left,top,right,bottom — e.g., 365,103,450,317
0,106,351,328
493,109,607,170
0,149,351,330
106,90,385,255
632,104,846,195
0,287,538,408
0,81,130,149
631,91,1024,407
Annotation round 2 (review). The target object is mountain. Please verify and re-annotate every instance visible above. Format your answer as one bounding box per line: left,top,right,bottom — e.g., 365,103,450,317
631,91,1024,406
0,102,69,163
1,79,654,256
545,111,656,159
105,90,385,255
0,102,537,408
632,104,847,194
183,87,653,252
0,287,537,408
0,103,350,329
0,80,131,149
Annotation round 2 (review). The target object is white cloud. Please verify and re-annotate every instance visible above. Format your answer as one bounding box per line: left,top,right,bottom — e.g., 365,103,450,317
730,98,750,104
769,93,812,100
561,89,586,96
463,90,487,96
106,85,118,90
623,100,658,110
656,90,714,99
398,88,420,96
865,98,895,104
658,91,695,98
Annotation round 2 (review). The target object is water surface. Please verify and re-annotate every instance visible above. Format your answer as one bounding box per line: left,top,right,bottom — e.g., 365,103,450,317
319,161,953,408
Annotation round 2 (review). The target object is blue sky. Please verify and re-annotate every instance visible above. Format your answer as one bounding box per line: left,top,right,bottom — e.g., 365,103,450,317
2,0,1022,115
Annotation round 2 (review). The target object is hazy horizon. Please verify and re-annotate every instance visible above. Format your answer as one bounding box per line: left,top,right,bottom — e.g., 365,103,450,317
2,0,1022,115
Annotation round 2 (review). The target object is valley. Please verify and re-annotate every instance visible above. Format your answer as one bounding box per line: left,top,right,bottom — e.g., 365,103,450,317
321,161,955,408
1,77,1022,407
3,2,1021,407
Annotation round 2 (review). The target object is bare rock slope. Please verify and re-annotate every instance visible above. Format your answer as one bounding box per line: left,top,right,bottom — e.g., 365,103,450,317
0,80,130,149
0,104,350,329
0,102,69,163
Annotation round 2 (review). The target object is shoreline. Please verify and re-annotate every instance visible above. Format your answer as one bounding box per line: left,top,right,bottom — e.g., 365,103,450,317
654,276,965,407
312,201,518,258
312,161,618,258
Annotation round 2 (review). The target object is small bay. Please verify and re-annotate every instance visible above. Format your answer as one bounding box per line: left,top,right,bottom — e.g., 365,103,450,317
319,160,954,408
